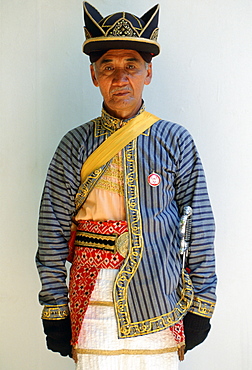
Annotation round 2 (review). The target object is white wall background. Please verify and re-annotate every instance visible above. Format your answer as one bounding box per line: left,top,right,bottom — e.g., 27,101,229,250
1,0,252,369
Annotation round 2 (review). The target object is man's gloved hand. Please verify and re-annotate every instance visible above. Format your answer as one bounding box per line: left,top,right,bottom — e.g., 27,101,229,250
183,312,211,352
42,315,72,357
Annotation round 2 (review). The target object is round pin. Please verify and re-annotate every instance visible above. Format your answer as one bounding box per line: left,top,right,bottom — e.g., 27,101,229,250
148,172,161,187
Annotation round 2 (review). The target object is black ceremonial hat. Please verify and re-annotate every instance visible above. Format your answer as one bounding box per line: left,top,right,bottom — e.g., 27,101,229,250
82,2,160,57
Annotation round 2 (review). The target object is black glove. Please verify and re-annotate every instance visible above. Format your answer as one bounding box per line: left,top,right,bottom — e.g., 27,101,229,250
42,315,72,357
183,312,211,352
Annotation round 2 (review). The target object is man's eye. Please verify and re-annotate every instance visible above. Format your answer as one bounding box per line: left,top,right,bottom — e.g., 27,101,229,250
127,65,136,69
104,66,113,71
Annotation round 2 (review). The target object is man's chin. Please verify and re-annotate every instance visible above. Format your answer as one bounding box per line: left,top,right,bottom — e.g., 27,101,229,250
108,98,134,110
105,100,140,119
111,94,132,104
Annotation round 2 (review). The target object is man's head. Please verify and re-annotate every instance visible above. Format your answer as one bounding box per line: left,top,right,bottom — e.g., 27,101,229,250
82,2,160,119
90,49,152,119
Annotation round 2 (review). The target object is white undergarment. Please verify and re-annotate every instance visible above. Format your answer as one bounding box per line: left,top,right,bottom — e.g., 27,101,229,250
75,269,179,370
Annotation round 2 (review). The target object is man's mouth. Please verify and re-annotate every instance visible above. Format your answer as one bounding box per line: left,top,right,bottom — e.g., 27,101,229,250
114,91,129,96
111,87,131,96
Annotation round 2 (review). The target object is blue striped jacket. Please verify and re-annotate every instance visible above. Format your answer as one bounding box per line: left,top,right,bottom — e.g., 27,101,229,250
36,109,217,338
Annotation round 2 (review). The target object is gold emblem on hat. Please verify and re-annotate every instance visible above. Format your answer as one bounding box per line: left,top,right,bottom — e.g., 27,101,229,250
108,19,138,37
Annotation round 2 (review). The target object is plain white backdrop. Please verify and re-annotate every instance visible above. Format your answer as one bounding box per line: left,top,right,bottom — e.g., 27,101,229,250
1,0,252,369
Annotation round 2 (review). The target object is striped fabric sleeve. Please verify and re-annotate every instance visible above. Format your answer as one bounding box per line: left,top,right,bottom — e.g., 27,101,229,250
175,127,217,317
36,125,90,310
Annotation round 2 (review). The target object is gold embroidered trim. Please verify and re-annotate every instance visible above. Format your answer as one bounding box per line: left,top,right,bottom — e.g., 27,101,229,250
75,163,110,211
113,138,145,337
41,304,69,320
75,230,117,253
89,301,114,307
97,179,124,196
94,102,146,137
188,297,216,318
113,139,194,338
95,154,124,196
75,230,129,257
94,117,111,137
94,105,147,139
84,27,92,40
141,127,151,136
150,28,159,42
109,153,122,167
76,231,117,241
83,36,160,49
99,105,146,134
75,347,178,355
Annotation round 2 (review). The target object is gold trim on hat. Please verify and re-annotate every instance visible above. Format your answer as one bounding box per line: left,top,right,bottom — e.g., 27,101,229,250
83,35,160,51
84,27,92,40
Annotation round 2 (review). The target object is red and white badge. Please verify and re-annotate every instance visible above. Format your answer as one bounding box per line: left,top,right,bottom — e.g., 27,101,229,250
147,172,161,187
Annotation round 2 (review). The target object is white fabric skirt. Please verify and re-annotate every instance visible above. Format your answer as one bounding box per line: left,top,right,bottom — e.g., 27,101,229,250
75,269,179,370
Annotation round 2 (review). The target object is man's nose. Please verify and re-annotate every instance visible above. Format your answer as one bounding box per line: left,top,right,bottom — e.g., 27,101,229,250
112,68,128,84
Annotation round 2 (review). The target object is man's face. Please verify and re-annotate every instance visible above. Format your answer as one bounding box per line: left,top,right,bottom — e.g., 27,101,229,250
90,49,152,119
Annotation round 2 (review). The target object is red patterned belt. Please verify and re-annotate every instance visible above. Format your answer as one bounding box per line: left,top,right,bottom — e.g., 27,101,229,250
75,220,128,265
75,220,129,258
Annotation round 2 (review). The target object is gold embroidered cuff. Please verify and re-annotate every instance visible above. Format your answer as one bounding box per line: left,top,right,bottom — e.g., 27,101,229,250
41,304,69,320
188,297,215,318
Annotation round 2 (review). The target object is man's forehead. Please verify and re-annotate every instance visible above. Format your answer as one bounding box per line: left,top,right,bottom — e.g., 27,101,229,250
98,49,143,63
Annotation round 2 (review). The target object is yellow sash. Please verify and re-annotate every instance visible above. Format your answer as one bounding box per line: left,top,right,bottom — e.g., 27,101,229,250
80,111,160,182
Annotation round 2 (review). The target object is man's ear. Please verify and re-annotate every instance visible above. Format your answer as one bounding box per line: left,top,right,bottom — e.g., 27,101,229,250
90,64,99,87
144,63,152,86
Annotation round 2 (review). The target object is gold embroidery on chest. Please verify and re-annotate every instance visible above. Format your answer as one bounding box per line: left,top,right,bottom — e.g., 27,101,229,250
94,118,109,137
95,154,124,196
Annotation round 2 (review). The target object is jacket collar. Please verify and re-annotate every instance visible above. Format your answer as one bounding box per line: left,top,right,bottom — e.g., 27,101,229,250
101,102,145,132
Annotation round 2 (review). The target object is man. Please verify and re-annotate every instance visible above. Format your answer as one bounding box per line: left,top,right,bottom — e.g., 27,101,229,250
36,2,217,369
